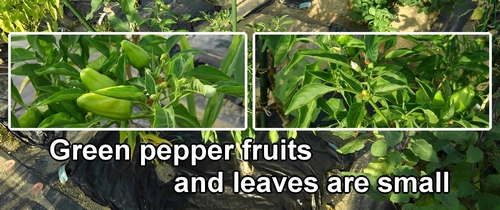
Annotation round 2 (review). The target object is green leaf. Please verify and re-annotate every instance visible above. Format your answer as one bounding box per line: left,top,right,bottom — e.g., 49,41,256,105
373,84,407,96
465,145,483,163
213,81,244,98
457,182,476,197
476,193,500,209
337,138,365,154
470,7,485,20
138,35,168,56
422,109,439,124
184,65,233,82
284,83,336,115
364,158,393,177
415,78,434,103
390,191,418,203
339,70,363,93
363,35,378,63
172,104,201,128
434,191,459,210
332,131,357,140
37,89,85,106
108,16,130,32
282,52,305,75
274,35,296,67
407,138,439,163
153,105,175,128
292,100,319,128
380,131,403,147
114,54,127,85
86,0,104,20
371,140,388,157
93,85,145,102
385,48,414,58
317,97,347,120
118,0,141,23
11,48,36,62
269,130,279,143
35,62,80,78
11,63,44,76
145,70,156,94
485,174,500,186
346,102,367,128
10,79,27,109
299,49,351,68
440,104,455,121
307,70,333,82
85,36,110,57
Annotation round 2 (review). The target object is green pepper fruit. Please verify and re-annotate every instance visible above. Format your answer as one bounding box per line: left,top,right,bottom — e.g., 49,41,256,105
77,93,132,121
38,112,77,128
121,40,151,69
432,90,446,108
80,68,116,91
93,85,147,102
448,85,475,113
335,35,350,46
474,37,486,50
18,107,43,128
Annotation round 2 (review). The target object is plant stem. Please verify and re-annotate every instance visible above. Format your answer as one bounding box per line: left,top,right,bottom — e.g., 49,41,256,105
232,0,237,32
178,35,197,116
62,0,96,32
258,37,268,127
368,99,390,126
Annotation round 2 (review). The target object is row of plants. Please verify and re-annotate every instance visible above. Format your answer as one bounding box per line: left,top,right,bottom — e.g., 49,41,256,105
10,34,245,128
349,0,464,31
335,127,500,209
256,34,490,129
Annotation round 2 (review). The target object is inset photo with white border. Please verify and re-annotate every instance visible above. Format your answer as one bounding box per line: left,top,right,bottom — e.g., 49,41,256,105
9,32,247,131
253,32,492,131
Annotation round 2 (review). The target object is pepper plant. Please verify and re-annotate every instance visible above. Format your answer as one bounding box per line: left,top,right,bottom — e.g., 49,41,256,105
335,127,500,209
9,33,246,129
256,34,490,129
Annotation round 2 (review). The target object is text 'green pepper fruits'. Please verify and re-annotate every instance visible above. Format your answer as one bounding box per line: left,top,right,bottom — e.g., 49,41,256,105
121,40,151,69
448,85,475,113
77,93,132,121
80,68,116,91
18,107,43,128
432,90,446,108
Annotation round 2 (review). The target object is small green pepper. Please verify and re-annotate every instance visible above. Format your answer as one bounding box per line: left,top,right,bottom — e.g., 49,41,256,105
432,90,446,108
80,68,116,91
38,112,77,128
121,40,151,69
77,93,132,121
18,107,43,128
335,35,350,46
448,85,475,113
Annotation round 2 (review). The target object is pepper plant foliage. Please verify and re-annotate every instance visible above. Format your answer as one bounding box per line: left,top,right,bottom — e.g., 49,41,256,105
10,34,245,129
258,34,490,128
335,128,500,209
0,0,62,41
